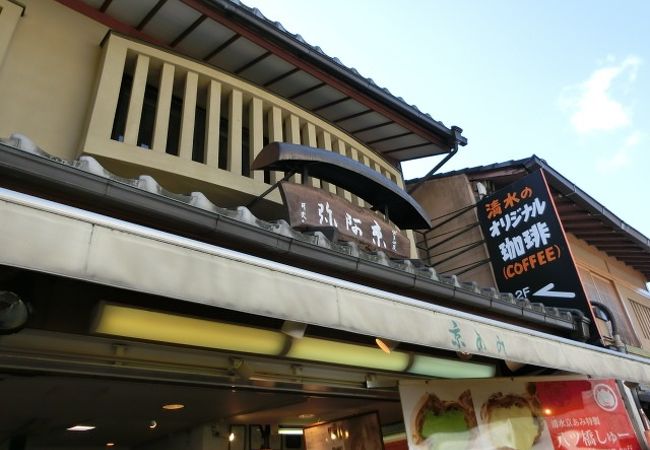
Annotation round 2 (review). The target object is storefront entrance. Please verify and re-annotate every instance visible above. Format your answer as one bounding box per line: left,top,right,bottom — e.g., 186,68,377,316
0,329,405,450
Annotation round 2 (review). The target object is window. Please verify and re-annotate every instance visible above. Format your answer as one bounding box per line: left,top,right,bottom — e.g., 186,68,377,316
629,300,650,341
110,70,259,173
111,73,212,162
578,266,640,347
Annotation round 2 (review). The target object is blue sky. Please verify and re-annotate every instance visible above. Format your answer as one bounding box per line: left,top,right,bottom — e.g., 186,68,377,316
247,0,650,238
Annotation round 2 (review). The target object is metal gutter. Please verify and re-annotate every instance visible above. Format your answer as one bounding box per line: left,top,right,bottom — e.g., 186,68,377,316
0,187,601,340
523,156,650,252
407,127,463,195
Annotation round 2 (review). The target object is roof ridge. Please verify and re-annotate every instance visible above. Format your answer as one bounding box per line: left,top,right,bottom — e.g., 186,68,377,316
0,134,579,331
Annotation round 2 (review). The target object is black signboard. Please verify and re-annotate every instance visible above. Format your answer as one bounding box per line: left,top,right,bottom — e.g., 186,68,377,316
477,170,592,317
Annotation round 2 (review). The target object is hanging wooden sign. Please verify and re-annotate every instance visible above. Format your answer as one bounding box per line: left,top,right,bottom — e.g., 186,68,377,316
279,182,410,258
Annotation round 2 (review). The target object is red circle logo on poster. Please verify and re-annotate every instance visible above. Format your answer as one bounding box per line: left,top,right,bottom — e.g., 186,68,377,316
593,383,618,412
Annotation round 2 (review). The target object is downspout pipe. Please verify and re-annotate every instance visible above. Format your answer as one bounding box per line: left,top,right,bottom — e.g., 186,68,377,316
407,126,464,196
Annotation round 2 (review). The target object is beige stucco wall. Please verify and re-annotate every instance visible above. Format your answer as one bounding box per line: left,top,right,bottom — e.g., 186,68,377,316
411,175,496,288
0,0,107,160
0,1,418,256
0,0,23,69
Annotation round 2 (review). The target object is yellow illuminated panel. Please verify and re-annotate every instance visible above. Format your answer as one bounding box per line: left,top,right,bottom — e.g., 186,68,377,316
95,304,287,355
287,337,411,372
94,304,496,379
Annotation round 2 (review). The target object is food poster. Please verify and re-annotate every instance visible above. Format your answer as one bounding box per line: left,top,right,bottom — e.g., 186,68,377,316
536,379,640,450
399,378,642,450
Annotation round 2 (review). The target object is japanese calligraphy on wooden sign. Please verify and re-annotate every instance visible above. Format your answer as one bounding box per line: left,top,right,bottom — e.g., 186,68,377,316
476,170,592,317
399,377,642,450
279,182,410,258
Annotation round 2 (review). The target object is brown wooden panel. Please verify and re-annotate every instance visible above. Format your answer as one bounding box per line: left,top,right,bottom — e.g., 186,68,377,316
629,300,650,340
279,182,410,258
578,266,641,347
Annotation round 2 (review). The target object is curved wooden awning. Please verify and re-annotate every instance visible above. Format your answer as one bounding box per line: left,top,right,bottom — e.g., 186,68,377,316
251,142,432,229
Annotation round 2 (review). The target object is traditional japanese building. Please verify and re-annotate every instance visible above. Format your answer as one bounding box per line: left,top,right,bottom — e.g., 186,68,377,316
410,156,650,352
0,1,649,449
409,156,650,416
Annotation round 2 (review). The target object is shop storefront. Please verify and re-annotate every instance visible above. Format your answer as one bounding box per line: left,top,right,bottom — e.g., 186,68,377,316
2,148,650,449
1,1,649,449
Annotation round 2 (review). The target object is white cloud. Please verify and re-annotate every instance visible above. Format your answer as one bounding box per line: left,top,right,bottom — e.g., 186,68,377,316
560,56,641,134
595,148,632,173
595,131,643,174
624,130,642,147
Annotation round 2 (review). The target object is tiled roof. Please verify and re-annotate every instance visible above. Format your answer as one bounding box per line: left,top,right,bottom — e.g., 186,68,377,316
408,155,650,279
73,0,467,159
0,134,582,334
226,0,444,126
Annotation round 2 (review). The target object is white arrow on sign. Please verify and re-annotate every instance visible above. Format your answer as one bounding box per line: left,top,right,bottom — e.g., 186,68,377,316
532,283,576,299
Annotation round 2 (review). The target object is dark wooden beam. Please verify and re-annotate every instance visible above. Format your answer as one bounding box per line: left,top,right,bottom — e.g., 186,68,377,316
289,82,326,100
350,120,392,134
570,230,623,237
311,96,350,112
203,34,240,61
366,132,412,145
170,15,207,47
560,213,600,222
333,109,372,124
234,51,272,74
587,243,634,251
586,236,638,243
263,67,300,87
56,0,169,48
137,0,167,31
608,255,650,261
384,143,431,154
99,0,112,13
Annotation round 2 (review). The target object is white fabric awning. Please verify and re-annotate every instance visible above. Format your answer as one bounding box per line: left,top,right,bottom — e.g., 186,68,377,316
1,187,649,383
